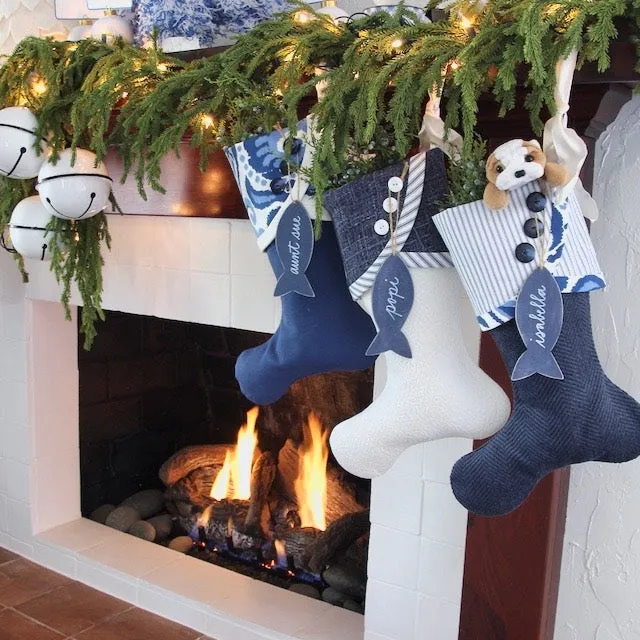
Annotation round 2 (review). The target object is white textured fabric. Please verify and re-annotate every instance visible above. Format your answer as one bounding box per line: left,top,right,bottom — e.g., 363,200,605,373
329,268,511,479
433,181,605,330
349,152,453,300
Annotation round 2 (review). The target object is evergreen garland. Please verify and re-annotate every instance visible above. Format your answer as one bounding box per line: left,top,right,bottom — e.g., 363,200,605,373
1,1,640,347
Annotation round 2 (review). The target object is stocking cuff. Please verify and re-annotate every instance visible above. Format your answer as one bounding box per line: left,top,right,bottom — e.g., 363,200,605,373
325,149,452,301
224,116,329,252
433,181,606,330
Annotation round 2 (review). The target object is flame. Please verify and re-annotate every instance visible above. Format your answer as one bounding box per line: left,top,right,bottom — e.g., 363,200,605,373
210,407,259,501
294,413,328,531
197,504,213,528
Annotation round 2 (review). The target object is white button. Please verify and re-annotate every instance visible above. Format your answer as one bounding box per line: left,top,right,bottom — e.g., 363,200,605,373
374,219,390,235
383,197,398,213
388,177,404,193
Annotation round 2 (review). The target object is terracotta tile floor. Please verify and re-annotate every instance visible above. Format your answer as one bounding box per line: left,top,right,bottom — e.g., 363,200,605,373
0,548,215,640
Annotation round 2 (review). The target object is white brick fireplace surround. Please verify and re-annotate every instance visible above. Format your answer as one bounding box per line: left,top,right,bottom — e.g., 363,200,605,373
0,214,474,640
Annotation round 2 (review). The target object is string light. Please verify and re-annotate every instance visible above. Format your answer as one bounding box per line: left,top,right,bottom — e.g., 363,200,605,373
458,13,475,31
29,75,48,96
293,9,313,24
200,114,215,129
390,38,405,51
156,63,168,73
448,59,461,72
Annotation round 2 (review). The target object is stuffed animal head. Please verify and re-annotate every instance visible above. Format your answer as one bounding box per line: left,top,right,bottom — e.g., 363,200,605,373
483,139,569,210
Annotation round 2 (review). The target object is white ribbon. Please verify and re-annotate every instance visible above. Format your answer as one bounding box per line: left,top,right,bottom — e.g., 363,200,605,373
543,49,599,220
418,83,463,159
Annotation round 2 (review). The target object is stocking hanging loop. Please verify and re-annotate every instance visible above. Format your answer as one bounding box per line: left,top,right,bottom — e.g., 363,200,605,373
417,72,463,159
542,50,598,220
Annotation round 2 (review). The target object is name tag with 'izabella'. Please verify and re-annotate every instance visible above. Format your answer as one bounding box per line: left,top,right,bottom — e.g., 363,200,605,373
274,202,315,298
512,267,564,381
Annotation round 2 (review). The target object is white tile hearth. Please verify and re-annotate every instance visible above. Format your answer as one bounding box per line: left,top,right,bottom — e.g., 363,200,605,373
0,214,474,640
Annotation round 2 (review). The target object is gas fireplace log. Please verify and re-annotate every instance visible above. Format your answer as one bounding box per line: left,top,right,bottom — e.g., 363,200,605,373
308,509,370,574
175,498,264,550
244,451,277,531
159,444,233,486
165,465,229,509
280,527,322,571
277,439,364,525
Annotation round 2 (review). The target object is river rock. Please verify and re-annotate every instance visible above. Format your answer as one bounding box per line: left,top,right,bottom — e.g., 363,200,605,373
168,536,195,554
121,489,165,519
147,514,173,540
129,520,156,542
289,584,320,599
322,561,366,600
89,504,115,524
105,506,141,532
321,587,346,606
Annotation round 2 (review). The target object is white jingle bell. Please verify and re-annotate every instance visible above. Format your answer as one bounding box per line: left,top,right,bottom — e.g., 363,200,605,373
317,0,349,22
0,107,49,179
68,20,94,42
8,196,54,261
37,148,112,220
90,14,134,44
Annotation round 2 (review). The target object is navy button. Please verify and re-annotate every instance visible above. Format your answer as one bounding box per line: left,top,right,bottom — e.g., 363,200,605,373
279,160,290,175
523,217,544,238
515,243,536,263
270,177,287,194
306,184,316,196
289,138,302,155
526,191,547,212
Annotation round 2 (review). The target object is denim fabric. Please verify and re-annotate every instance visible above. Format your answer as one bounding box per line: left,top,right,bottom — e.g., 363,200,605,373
324,149,449,288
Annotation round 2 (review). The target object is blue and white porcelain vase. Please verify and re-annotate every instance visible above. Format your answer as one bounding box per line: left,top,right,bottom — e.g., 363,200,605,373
131,0,292,51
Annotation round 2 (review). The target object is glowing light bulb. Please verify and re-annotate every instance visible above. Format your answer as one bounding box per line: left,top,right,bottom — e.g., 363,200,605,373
390,38,405,50
200,114,215,129
459,13,474,30
449,59,461,72
157,63,168,73
30,76,48,96
294,10,314,24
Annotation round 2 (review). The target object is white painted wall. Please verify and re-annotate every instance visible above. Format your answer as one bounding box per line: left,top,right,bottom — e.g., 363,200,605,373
555,95,640,640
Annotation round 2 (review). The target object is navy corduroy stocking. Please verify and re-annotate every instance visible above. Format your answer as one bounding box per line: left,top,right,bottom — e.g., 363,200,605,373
235,221,377,405
450,292,640,516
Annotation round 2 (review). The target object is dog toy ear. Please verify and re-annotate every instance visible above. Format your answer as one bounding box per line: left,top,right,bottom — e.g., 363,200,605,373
544,161,570,187
526,139,542,150
484,183,509,210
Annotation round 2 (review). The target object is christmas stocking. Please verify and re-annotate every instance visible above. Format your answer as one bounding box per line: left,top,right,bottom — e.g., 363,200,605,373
322,149,511,479
434,180,640,516
224,118,376,405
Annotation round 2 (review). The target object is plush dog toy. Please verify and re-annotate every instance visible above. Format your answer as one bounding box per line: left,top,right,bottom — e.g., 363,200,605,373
483,139,569,210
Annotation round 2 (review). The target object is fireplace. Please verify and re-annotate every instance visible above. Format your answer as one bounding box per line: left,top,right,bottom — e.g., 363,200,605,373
78,310,373,612
3,214,474,640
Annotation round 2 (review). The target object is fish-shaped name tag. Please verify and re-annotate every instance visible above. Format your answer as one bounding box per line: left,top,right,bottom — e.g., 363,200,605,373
511,267,564,381
366,254,414,358
274,202,315,298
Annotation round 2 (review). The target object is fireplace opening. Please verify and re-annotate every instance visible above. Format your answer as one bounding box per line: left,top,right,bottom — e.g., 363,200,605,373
79,310,374,612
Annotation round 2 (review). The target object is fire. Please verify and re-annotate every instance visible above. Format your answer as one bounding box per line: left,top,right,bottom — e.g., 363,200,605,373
294,413,329,531
210,407,259,501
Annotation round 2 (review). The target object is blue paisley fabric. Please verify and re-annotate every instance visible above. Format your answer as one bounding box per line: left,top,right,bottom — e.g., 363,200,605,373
131,0,291,47
224,120,308,239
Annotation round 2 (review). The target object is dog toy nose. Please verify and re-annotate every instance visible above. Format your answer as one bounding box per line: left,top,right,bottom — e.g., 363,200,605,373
515,170,526,178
